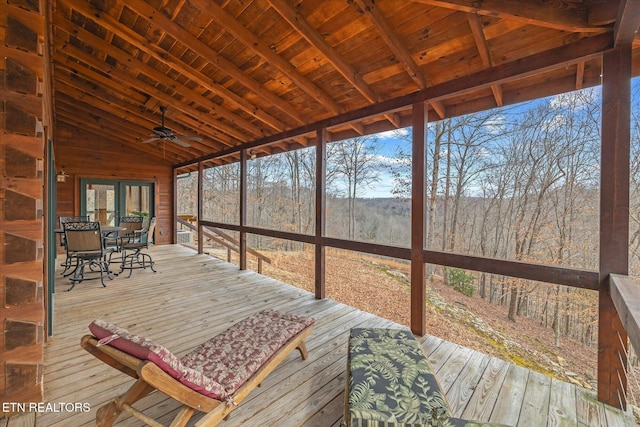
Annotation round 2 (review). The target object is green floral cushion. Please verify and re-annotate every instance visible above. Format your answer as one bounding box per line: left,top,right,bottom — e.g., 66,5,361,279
346,328,508,427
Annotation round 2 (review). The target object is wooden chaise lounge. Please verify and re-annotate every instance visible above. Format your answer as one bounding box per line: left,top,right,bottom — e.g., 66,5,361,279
81,309,315,427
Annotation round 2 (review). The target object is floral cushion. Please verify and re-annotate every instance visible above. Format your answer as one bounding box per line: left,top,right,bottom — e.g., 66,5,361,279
180,309,315,396
89,310,314,401
346,328,508,427
89,319,228,399
346,328,451,427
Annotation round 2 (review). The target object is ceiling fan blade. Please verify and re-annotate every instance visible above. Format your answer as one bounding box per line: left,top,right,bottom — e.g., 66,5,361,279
172,138,192,147
142,136,161,143
177,135,203,142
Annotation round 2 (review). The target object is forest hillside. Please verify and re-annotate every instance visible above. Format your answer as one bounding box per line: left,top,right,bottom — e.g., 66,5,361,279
179,83,640,420
248,247,640,417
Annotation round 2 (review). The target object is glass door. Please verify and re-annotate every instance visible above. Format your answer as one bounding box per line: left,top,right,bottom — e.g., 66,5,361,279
84,181,117,225
81,179,154,225
122,182,152,217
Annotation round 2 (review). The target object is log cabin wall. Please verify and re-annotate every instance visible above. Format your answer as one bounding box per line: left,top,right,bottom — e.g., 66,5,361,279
54,123,174,245
0,0,47,405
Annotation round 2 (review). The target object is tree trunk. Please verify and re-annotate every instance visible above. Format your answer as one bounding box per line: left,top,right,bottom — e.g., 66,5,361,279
553,286,561,347
508,285,518,322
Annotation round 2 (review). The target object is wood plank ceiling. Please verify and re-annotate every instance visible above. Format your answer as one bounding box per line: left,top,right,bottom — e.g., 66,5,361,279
50,0,639,165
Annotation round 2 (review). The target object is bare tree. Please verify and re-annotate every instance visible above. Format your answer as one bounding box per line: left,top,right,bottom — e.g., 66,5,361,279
327,136,381,239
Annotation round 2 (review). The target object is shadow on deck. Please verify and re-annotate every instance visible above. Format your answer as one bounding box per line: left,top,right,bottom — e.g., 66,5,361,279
36,245,635,426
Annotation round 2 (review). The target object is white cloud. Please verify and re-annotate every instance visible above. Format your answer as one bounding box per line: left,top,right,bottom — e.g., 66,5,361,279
484,116,506,134
376,128,410,140
549,88,597,111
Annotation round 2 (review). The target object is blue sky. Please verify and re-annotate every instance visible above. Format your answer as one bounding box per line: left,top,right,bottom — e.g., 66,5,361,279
353,78,637,198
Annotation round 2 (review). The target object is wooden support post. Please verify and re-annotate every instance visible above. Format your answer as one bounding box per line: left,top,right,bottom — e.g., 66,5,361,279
239,149,248,270
411,102,427,336
315,129,327,299
598,45,631,410
173,169,178,245
198,161,204,254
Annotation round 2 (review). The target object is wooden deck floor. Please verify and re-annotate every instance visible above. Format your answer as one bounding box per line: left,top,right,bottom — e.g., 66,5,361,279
37,245,636,427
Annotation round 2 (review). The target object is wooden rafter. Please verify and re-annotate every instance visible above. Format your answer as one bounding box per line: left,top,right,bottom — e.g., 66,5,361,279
177,32,613,168
352,0,428,90
576,61,586,89
119,1,306,126
187,0,342,115
267,0,379,104
410,0,610,33
53,81,214,157
52,38,236,149
54,17,252,144
265,0,400,130
52,60,229,152
54,101,183,163
60,0,288,135
467,13,503,107
47,0,638,166
278,0,405,131
614,0,640,46
430,101,446,120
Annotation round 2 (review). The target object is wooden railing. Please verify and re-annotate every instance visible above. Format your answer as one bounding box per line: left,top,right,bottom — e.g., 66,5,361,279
176,218,271,273
611,275,640,360
610,274,640,409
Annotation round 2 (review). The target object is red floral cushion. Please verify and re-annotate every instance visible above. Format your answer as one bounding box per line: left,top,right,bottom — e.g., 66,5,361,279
89,310,314,401
89,319,228,399
180,310,315,396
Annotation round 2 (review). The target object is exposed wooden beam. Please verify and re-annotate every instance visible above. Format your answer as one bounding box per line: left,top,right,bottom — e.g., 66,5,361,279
267,0,379,104
467,13,503,106
266,0,400,129
490,85,504,107
589,0,620,26
576,61,585,89
177,32,613,167
55,102,147,146
614,0,640,46
430,101,446,119
120,0,305,126
61,0,288,134
411,0,610,33
54,74,225,160
55,106,181,163
353,0,428,90
467,13,492,66
53,41,235,148
54,92,196,161
54,18,254,143
188,0,342,115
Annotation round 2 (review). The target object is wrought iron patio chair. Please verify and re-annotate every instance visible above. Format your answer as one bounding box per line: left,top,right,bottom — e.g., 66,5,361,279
63,221,113,290
58,215,90,275
105,216,145,262
119,217,157,277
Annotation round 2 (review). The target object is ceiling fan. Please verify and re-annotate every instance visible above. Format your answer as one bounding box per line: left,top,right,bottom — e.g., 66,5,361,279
142,106,202,147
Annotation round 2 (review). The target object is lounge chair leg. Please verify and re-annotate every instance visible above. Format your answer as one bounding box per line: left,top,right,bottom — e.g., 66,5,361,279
96,379,154,427
296,342,309,360
96,401,119,427
169,406,196,427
